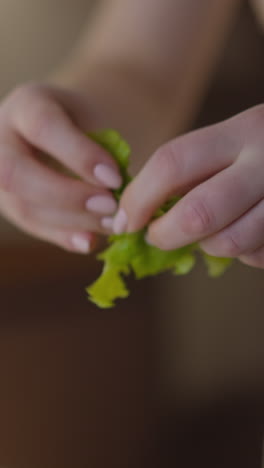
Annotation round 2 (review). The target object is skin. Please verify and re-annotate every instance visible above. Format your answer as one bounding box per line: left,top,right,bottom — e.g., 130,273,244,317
0,84,123,252
116,105,264,269
0,0,255,258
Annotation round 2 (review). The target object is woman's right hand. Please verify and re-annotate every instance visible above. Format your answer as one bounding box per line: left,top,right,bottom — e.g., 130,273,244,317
0,83,122,253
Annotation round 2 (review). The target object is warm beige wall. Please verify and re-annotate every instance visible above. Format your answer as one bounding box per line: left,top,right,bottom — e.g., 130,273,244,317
0,0,94,242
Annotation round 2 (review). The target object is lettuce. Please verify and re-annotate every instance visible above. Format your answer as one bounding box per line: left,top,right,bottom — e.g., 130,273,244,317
86,130,232,308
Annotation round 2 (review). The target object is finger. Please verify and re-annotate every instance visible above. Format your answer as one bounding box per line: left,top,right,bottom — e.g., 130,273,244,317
239,245,264,269
146,155,264,250
116,121,240,233
0,139,118,211
21,203,110,234
0,191,114,236
12,85,122,188
0,193,96,253
30,225,96,254
200,198,264,258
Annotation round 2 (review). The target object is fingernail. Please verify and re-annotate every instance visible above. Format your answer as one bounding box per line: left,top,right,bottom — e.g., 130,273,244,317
72,234,90,253
101,216,114,230
113,208,127,234
94,164,122,189
86,195,117,215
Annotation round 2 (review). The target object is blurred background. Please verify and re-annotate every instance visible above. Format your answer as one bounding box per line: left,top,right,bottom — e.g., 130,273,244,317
0,0,264,467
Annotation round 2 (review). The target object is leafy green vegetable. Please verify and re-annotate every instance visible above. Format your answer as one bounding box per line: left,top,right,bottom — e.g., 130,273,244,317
202,253,233,278
86,130,232,308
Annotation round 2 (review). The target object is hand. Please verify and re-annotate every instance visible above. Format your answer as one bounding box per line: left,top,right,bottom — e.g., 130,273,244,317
113,104,264,269
0,83,122,253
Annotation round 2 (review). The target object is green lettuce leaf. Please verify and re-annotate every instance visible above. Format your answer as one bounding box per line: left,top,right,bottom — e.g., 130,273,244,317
88,266,129,308
86,130,232,308
201,253,233,278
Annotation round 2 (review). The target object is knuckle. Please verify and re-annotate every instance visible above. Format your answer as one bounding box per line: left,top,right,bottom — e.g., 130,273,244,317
152,142,184,184
181,198,214,235
201,231,242,258
11,84,55,140
0,152,18,192
219,233,242,257
27,102,55,141
11,83,30,101
11,82,43,102
4,83,50,125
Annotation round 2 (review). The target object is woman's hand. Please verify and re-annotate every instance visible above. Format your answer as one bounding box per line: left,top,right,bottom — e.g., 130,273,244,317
0,83,122,252
113,104,264,269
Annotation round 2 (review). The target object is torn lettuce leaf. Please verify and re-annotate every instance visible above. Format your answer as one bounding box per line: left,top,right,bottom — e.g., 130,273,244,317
86,130,232,308
202,253,233,278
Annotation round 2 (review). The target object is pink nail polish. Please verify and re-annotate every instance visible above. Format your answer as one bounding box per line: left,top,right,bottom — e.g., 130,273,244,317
72,234,90,253
113,208,127,234
86,195,117,215
94,164,122,189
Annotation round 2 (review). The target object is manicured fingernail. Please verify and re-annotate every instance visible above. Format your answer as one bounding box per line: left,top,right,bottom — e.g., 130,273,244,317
113,208,127,234
101,216,114,229
94,164,122,189
72,234,90,253
86,195,117,215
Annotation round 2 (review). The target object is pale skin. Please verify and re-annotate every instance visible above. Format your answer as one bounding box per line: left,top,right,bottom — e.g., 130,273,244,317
115,105,264,269
1,0,263,269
